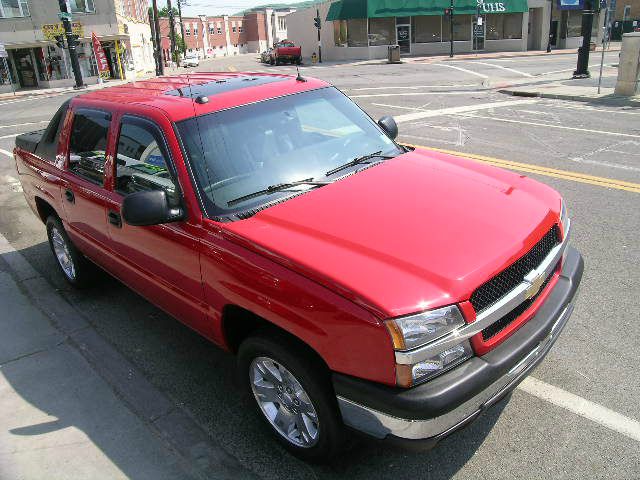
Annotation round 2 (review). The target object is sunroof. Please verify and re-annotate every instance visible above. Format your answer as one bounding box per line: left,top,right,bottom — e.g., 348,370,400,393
165,76,287,98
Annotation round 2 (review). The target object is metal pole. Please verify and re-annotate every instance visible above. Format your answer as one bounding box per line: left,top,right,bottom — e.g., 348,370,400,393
317,8,322,63
115,39,124,80
57,0,84,88
547,0,554,52
3,57,16,95
573,0,595,78
597,1,609,93
450,0,454,58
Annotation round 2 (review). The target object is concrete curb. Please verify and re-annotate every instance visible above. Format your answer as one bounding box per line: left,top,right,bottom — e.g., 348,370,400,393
0,233,258,480
498,88,640,106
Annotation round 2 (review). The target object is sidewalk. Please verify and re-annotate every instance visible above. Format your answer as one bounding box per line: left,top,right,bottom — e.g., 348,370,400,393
0,234,256,480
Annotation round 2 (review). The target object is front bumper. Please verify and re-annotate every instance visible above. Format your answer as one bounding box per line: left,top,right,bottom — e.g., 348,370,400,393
333,246,583,444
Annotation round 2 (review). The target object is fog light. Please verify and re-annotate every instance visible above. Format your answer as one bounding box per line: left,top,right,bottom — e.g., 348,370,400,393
396,341,473,387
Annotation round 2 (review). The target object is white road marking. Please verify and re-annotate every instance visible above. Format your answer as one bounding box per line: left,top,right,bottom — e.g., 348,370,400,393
373,103,428,112
459,113,640,139
537,65,614,76
0,121,48,129
0,133,21,140
350,91,482,98
570,156,640,172
467,61,534,77
519,377,640,443
0,91,71,106
0,148,13,157
433,63,489,79
552,102,640,116
346,84,477,91
392,99,537,123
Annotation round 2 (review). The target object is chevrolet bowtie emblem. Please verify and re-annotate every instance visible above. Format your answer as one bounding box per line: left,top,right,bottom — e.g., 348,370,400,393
525,272,546,299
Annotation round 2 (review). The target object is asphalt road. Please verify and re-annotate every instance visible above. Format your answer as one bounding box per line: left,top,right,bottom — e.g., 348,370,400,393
0,51,639,479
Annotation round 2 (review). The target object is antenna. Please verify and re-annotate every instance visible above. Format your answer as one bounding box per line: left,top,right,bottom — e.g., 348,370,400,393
295,66,307,82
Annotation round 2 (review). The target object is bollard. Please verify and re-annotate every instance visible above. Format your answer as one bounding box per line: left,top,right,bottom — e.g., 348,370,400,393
311,52,318,64
614,32,640,96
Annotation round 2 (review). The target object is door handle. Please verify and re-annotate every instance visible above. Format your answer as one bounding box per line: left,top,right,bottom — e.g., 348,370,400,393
64,189,75,203
108,210,122,228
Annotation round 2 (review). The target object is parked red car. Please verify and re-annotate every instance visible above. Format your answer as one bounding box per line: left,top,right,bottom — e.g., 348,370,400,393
270,40,302,65
14,73,582,462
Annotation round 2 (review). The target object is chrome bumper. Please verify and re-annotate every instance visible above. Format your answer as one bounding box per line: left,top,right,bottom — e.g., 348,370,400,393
337,302,575,441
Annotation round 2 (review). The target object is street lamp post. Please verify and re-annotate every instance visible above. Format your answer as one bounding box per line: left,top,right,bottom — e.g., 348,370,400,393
56,0,84,88
547,0,554,52
573,0,595,78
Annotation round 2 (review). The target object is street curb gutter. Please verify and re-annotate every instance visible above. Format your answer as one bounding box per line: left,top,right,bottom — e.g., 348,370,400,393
0,233,259,480
498,88,640,106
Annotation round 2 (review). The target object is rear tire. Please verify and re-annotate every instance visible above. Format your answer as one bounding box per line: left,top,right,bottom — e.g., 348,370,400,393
46,216,96,288
238,332,346,462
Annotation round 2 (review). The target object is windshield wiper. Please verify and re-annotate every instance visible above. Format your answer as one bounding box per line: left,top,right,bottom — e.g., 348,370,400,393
227,178,331,207
325,151,396,177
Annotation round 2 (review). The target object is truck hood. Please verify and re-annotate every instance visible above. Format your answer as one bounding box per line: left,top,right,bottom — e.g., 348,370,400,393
225,148,561,319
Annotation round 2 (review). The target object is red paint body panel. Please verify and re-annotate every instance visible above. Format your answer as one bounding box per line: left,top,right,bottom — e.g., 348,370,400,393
13,74,565,388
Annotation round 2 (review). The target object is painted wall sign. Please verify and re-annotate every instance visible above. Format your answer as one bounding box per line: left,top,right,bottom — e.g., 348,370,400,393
42,22,84,40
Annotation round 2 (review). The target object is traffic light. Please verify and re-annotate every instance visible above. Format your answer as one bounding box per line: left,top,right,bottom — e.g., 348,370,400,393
314,16,321,29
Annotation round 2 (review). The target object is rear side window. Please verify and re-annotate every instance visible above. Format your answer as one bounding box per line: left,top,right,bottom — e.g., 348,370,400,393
68,110,111,186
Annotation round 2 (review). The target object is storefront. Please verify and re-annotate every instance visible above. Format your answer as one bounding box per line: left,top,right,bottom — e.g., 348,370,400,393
326,0,530,56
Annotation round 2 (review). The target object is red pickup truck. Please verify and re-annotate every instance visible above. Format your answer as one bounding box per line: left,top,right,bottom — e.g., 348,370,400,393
14,73,582,462
270,40,302,65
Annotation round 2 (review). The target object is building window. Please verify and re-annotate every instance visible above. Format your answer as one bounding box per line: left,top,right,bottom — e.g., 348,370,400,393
368,17,395,46
239,25,243,32
278,17,286,30
442,14,471,41
185,27,191,36
69,0,95,13
347,18,368,47
334,20,347,46
412,16,441,43
486,13,523,40
232,26,236,32
209,25,214,34
217,27,222,34
0,0,30,18
193,26,198,36
566,10,582,37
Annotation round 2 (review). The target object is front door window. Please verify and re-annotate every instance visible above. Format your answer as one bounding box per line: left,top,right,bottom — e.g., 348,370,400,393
396,24,410,54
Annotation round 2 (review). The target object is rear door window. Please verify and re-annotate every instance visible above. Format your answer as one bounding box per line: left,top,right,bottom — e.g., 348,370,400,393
68,110,111,185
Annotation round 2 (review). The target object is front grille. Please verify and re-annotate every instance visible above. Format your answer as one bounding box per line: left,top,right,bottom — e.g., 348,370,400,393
470,225,561,314
481,264,556,341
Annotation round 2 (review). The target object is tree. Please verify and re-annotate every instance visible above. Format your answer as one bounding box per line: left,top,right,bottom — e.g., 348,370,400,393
171,33,186,62
158,6,178,17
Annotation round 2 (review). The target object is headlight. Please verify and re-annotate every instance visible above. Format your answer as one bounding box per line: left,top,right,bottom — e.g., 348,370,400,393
385,305,465,350
560,199,569,231
396,341,474,387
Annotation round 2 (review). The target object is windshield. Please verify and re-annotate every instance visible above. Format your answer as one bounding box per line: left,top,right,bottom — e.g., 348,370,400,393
177,87,402,217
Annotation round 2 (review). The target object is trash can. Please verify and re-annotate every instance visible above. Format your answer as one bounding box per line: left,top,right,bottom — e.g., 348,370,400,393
388,45,401,64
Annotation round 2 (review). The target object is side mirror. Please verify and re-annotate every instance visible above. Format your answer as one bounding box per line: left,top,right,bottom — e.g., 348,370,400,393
121,190,184,226
378,115,398,140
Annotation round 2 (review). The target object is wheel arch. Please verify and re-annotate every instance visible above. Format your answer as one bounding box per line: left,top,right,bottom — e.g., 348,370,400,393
34,196,59,223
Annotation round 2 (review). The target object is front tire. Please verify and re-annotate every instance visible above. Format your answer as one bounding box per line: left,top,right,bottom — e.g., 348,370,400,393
238,333,345,462
46,216,95,288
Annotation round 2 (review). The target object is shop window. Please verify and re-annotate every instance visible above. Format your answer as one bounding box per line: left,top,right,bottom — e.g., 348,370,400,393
0,0,30,18
412,15,441,43
333,20,348,46
443,15,471,41
368,17,395,46
347,18,368,47
567,10,582,37
486,13,523,40
69,0,95,13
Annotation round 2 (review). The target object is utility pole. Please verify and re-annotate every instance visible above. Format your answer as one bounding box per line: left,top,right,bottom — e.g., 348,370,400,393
315,8,322,63
57,0,84,88
177,0,186,47
546,0,554,52
448,2,454,58
167,0,177,64
149,0,164,75
573,0,595,78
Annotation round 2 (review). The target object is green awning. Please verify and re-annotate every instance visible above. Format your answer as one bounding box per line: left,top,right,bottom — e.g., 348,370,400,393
327,0,527,20
325,0,368,21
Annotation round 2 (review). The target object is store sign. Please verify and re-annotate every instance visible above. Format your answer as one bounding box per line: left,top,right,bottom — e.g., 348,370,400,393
91,32,110,79
477,0,507,13
42,22,84,41
556,0,584,9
